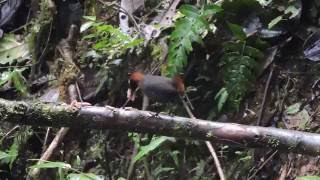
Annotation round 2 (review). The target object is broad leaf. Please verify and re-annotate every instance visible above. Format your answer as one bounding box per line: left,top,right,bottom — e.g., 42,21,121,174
133,136,170,163
215,88,229,111
228,23,246,41
179,5,199,18
0,34,30,65
10,69,28,95
203,5,223,16
296,176,320,180
29,161,71,169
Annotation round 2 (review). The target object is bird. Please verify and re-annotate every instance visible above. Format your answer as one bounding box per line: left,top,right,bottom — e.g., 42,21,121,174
127,71,185,106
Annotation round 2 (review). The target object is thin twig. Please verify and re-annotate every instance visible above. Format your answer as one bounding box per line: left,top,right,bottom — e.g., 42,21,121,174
180,96,226,180
257,65,274,126
27,128,70,179
248,150,278,180
42,127,51,153
0,125,20,142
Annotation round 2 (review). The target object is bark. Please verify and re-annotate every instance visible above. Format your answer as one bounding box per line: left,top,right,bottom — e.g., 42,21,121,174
1,98,320,155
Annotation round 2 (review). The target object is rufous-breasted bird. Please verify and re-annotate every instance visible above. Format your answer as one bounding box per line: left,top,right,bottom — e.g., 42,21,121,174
127,72,185,105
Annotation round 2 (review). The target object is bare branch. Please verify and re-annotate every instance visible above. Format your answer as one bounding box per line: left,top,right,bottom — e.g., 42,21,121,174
1,98,320,155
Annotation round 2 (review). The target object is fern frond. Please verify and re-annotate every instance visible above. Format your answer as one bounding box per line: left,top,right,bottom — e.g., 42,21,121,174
83,22,143,59
217,40,265,111
165,4,222,77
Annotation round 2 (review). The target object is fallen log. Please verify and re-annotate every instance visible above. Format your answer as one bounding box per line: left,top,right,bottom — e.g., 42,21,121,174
0,98,320,155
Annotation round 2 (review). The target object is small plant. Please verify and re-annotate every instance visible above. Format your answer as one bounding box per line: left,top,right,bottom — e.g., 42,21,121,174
0,127,32,169
0,34,30,95
82,16,143,60
215,23,266,111
165,4,222,77
29,160,102,180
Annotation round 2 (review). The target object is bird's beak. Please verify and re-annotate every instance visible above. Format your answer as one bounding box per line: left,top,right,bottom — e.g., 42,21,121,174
127,88,136,101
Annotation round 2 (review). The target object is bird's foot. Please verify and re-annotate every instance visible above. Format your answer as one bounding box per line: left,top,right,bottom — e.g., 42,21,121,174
70,100,92,109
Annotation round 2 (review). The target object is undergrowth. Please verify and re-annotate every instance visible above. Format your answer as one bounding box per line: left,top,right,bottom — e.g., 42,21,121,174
215,23,266,111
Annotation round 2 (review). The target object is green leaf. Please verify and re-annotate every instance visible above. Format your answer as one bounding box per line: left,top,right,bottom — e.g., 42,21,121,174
7,141,18,168
285,5,300,19
203,5,223,16
296,176,320,180
133,136,170,163
244,46,264,59
268,15,283,29
10,69,28,95
0,34,30,65
80,21,96,33
166,6,210,77
215,88,229,111
0,150,17,162
82,22,142,59
0,71,11,86
227,23,246,41
297,109,311,130
68,173,102,180
285,103,301,115
219,40,265,110
82,16,96,21
29,161,71,170
179,5,200,18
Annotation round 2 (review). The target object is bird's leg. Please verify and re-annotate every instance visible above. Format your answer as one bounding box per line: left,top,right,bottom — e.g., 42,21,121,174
142,94,149,111
70,100,91,109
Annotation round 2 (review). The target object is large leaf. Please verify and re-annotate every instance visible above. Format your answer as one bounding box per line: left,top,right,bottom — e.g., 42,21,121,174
10,69,28,95
296,176,320,180
0,34,30,65
29,161,71,169
133,136,170,163
0,150,17,162
179,5,200,18
203,5,223,16
215,87,229,112
228,23,247,41
166,5,211,77
0,71,11,86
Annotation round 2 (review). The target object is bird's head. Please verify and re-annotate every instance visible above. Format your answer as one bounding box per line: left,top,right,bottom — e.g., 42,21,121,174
127,71,144,101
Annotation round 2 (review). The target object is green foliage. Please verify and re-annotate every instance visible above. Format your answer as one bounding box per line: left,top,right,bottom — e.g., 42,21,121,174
29,160,102,180
0,68,28,95
0,34,30,65
285,103,302,115
227,23,247,41
165,4,222,77
296,176,320,180
29,161,72,169
82,16,143,59
0,34,30,95
0,127,32,169
264,1,301,29
0,148,18,169
133,136,171,163
215,87,229,112
216,23,265,110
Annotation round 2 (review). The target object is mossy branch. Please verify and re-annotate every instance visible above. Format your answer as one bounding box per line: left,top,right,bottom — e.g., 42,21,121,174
0,98,320,155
